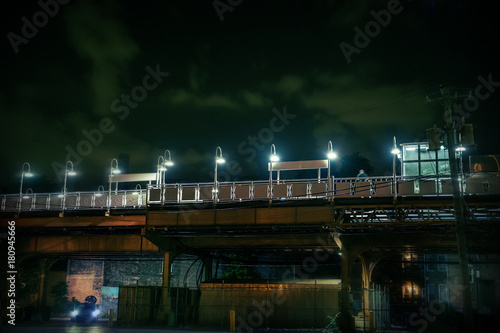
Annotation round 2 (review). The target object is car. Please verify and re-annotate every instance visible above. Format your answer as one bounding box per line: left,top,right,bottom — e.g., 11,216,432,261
70,296,101,323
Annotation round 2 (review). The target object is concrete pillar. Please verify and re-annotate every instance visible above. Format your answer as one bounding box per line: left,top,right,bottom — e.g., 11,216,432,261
157,251,175,324
334,233,368,333
37,258,59,308
339,248,356,333
108,308,114,327
359,253,388,317
37,259,47,309
36,257,59,321
359,256,371,317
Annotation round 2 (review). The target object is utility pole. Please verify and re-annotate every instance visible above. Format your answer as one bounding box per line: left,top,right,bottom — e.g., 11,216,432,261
438,85,475,332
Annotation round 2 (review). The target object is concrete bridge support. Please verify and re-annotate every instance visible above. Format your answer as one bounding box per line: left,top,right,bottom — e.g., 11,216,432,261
157,251,176,325
39,258,62,319
334,233,388,333
334,234,366,333
358,252,388,330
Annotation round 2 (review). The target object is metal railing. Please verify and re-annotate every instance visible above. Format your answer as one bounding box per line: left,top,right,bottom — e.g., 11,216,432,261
2,173,499,212
1,189,146,212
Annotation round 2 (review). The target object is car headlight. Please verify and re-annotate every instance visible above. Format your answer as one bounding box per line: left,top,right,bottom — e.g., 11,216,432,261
92,309,100,317
70,310,79,317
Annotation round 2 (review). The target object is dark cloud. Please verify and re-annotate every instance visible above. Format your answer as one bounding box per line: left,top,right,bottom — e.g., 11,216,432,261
64,0,139,116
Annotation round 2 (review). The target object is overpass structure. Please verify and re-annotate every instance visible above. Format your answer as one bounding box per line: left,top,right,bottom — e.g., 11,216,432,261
2,173,500,212
1,173,500,329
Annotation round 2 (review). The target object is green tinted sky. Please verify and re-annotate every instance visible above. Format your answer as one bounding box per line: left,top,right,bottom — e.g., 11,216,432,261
1,0,499,193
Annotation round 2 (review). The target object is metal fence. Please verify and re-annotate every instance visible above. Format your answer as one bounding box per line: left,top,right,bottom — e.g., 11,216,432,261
3,173,500,212
117,282,341,329
116,282,395,331
352,284,391,332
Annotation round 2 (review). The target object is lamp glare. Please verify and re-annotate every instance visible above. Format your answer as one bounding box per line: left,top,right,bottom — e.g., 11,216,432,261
327,151,337,159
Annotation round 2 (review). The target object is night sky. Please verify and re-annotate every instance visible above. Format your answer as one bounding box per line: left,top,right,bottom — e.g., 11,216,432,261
1,0,499,194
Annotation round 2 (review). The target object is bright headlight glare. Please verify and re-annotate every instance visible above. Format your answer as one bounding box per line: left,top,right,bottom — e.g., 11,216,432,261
92,309,100,317
71,310,79,317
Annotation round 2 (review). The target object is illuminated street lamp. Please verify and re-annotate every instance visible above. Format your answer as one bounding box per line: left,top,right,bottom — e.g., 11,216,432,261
107,158,120,214
391,136,401,199
23,188,33,199
161,150,174,204
132,184,143,207
93,185,105,209
269,144,279,203
19,162,33,212
157,150,174,183
95,185,105,197
61,160,77,215
164,149,174,166
22,188,34,210
158,149,174,188
95,185,104,197
327,140,338,179
456,144,466,190
157,155,167,205
157,155,167,185
327,141,338,199
132,184,142,195
213,146,225,204
391,137,401,155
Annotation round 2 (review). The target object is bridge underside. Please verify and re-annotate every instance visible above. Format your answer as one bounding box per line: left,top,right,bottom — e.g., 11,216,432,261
3,196,500,256
144,198,500,255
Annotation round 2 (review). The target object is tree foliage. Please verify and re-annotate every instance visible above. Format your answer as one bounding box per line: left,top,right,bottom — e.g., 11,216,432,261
50,281,69,315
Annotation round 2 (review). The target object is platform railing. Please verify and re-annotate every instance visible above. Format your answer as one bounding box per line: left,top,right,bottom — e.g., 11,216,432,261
1,189,146,212
2,173,499,212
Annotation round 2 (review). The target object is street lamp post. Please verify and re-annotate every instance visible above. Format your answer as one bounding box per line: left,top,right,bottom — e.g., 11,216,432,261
23,188,33,198
132,184,142,195
94,185,105,208
440,86,474,331
456,144,466,192
162,149,174,185
157,155,166,185
157,155,167,205
214,146,225,204
94,185,105,197
107,158,120,214
23,188,33,210
327,141,338,200
156,150,174,205
391,136,401,200
19,162,33,212
62,160,76,215
269,144,279,204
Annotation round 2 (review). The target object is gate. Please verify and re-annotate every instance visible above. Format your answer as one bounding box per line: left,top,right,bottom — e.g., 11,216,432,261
352,283,391,332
